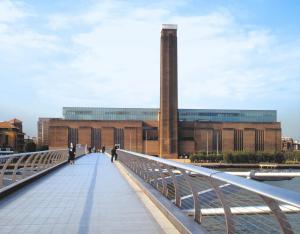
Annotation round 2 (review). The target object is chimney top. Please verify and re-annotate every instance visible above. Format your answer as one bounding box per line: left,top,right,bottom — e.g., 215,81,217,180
162,24,177,30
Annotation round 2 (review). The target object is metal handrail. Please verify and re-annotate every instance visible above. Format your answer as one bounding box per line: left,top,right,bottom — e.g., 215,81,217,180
0,145,87,189
0,149,67,159
120,150,300,208
118,149,300,234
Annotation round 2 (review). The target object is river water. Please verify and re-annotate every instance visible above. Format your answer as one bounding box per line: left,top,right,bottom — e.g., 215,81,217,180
266,175,300,193
219,168,300,193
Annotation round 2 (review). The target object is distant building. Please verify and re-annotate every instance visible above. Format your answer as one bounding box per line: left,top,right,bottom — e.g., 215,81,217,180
282,137,293,151
44,25,282,158
32,137,37,145
294,140,300,151
282,137,300,151
0,119,24,152
24,136,37,145
37,118,52,146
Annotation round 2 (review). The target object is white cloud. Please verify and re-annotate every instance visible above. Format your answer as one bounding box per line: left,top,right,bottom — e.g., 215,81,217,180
1,0,300,137
0,0,27,23
0,31,60,51
0,0,63,54
32,2,300,112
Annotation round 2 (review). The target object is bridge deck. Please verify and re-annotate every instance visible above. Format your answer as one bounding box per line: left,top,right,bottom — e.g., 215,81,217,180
0,153,164,234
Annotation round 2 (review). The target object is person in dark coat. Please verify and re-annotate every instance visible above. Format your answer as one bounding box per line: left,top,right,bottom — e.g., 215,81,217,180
111,146,118,163
68,143,76,164
102,146,105,153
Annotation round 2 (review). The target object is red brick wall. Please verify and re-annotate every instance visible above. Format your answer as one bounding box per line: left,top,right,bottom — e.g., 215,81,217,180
244,129,255,152
49,126,68,149
101,127,115,148
78,127,92,147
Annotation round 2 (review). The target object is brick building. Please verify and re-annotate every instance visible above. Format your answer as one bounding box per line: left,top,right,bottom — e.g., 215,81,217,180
37,118,51,147
0,119,25,152
44,24,281,158
282,137,300,151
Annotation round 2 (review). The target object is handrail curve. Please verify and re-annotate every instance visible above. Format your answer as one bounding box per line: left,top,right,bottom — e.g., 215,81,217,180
118,149,300,234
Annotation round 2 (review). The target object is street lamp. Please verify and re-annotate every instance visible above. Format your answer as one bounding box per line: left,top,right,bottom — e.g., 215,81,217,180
206,131,208,156
145,130,148,154
129,129,132,151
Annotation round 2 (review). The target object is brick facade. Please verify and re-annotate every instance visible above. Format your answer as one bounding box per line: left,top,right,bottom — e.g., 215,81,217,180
48,119,281,156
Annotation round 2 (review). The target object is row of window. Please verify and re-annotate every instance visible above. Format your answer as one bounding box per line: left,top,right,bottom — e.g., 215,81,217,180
68,127,271,152
63,108,277,123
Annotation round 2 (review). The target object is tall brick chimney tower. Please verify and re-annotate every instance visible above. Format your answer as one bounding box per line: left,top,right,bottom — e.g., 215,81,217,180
159,24,178,158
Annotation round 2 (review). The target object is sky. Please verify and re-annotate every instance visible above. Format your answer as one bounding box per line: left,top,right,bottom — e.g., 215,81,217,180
0,0,299,139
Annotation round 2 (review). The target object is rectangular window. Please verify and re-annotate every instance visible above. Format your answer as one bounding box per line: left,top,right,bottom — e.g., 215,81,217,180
234,129,243,151
143,128,158,140
213,130,222,152
114,128,124,149
91,128,101,149
178,128,194,141
68,128,78,146
255,130,264,151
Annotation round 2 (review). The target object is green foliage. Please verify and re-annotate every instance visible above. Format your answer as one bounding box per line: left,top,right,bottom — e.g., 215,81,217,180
223,152,233,163
190,150,300,164
25,141,36,152
37,145,49,151
284,151,300,162
190,152,223,163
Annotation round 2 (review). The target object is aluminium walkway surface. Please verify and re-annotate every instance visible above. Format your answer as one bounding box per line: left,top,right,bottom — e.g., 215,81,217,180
0,153,165,234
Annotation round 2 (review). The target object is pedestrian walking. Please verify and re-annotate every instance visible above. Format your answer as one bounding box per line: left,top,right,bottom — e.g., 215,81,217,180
102,146,106,153
111,146,118,163
68,142,76,164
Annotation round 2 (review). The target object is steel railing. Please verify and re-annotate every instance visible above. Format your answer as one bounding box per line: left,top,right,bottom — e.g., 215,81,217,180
118,149,300,234
0,145,87,189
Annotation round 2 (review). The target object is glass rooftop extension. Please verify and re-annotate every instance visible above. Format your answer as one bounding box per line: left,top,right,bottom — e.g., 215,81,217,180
63,107,277,123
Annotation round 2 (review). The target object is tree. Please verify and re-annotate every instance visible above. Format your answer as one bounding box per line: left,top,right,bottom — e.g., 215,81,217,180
37,145,49,151
25,141,36,152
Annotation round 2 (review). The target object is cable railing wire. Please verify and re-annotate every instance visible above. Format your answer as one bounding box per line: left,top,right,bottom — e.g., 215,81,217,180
117,149,300,234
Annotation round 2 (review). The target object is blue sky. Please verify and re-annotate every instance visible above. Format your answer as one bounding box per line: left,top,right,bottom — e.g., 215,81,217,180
0,0,299,139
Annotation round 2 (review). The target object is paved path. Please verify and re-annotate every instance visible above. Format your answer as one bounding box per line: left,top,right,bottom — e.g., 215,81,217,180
0,153,164,234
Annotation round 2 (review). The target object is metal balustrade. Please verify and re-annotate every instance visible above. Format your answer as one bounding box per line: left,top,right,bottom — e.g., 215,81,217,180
118,149,300,234
0,145,87,189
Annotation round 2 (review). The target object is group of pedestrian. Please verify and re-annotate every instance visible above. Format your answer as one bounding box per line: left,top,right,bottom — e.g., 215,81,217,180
68,143,119,164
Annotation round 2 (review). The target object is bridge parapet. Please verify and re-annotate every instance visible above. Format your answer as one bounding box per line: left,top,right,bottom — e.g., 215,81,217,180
0,145,87,190
118,149,300,234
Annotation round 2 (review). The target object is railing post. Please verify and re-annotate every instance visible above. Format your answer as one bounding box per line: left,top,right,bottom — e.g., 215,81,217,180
261,196,293,234
45,151,57,167
209,176,235,234
36,152,46,171
30,153,42,172
22,153,36,178
179,169,202,223
40,151,54,170
51,152,61,165
157,164,168,196
131,160,136,173
149,162,159,189
136,159,143,177
140,159,147,181
142,160,150,182
0,156,17,187
56,152,63,163
166,166,181,207
12,154,28,182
